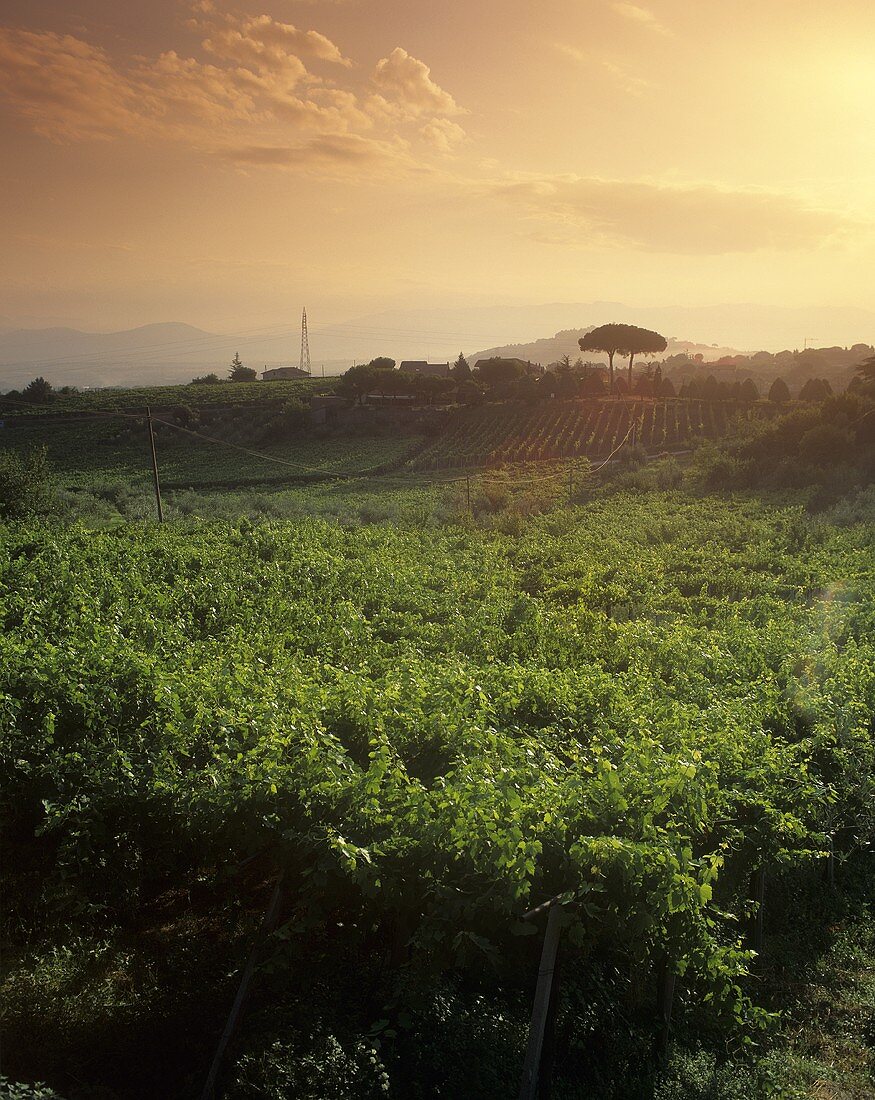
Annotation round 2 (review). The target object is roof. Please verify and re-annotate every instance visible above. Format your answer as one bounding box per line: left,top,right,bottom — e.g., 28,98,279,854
473,357,532,370
398,361,450,377
261,366,311,379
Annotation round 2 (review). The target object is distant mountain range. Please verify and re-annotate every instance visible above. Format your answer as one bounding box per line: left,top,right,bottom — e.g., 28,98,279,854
1,300,872,389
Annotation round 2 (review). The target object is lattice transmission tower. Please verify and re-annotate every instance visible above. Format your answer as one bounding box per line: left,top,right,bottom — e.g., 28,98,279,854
299,307,311,375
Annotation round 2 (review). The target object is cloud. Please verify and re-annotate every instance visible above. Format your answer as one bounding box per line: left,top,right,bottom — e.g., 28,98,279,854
554,43,652,95
610,3,671,35
372,47,464,117
0,11,468,177
484,174,866,254
420,117,467,154
200,12,351,68
0,29,153,141
221,133,413,175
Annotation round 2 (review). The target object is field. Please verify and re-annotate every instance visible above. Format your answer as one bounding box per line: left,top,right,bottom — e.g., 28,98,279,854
412,398,767,470
0,394,772,526
0,379,329,416
2,489,874,1098
0,411,425,496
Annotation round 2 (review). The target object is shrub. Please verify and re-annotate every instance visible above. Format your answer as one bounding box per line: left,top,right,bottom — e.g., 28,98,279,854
0,1080,65,1100
797,423,853,466
0,448,56,520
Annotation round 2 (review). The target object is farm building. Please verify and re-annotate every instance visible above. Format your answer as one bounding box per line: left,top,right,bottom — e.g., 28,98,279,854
261,366,311,381
399,361,451,377
473,357,544,377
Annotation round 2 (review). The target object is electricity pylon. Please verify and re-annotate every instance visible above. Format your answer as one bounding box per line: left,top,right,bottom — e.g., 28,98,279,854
300,308,311,375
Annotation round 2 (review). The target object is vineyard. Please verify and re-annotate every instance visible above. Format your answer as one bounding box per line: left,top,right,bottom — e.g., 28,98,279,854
2,493,873,1097
0,414,424,492
412,398,767,470
0,378,328,417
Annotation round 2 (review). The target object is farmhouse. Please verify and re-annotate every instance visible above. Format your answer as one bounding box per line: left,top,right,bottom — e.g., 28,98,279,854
261,366,311,381
399,361,451,377
473,357,544,377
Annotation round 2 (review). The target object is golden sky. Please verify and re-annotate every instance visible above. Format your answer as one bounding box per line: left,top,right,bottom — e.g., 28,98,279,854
1,0,873,339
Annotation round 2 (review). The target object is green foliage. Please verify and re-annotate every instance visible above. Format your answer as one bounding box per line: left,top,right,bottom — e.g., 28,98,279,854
0,447,56,519
474,358,526,386
227,1031,390,1099
851,354,875,397
740,378,760,402
414,399,754,471
693,393,875,496
768,378,791,404
1,491,874,1094
272,398,310,437
453,352,471,380
336,364,398,401
22,378,54,405
1,379,329,422
0,412,423,502
229,353,258,383
0,1080,64,1100
2,496,873,1007
579,324,668,392
798,377,832,402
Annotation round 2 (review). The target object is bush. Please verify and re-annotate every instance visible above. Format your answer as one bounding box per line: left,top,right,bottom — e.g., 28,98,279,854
0,448,56,520
0,1081,65,1100
797,423,853,466
227,1031,390,1100
270,398,310,438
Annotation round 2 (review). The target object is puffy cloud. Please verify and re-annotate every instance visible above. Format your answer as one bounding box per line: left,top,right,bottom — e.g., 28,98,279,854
0,28,152,141
372,47,463,117
143,51,259,125
201,13,351,69
485,174,865,254
421,117,467,154
0,11,468,179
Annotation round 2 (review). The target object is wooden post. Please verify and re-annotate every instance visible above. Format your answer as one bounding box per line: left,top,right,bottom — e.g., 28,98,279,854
200,874,285,1100
656,961,676,1061
823,836,836,890
537,945,561,1100
146,406,164,523
749,868,766,955
518,901,563,1100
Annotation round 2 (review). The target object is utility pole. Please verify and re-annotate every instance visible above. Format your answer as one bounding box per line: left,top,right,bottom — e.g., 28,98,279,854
146,406,164,523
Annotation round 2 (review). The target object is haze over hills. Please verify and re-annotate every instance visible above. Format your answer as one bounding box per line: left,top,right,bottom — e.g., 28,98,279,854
1,301,873,390
468,332,743,368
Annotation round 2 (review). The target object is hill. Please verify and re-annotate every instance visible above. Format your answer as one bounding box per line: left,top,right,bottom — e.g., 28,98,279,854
468,330,743,369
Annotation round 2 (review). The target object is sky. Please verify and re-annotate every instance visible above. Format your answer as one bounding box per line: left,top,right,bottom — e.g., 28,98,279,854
1,0,874,346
